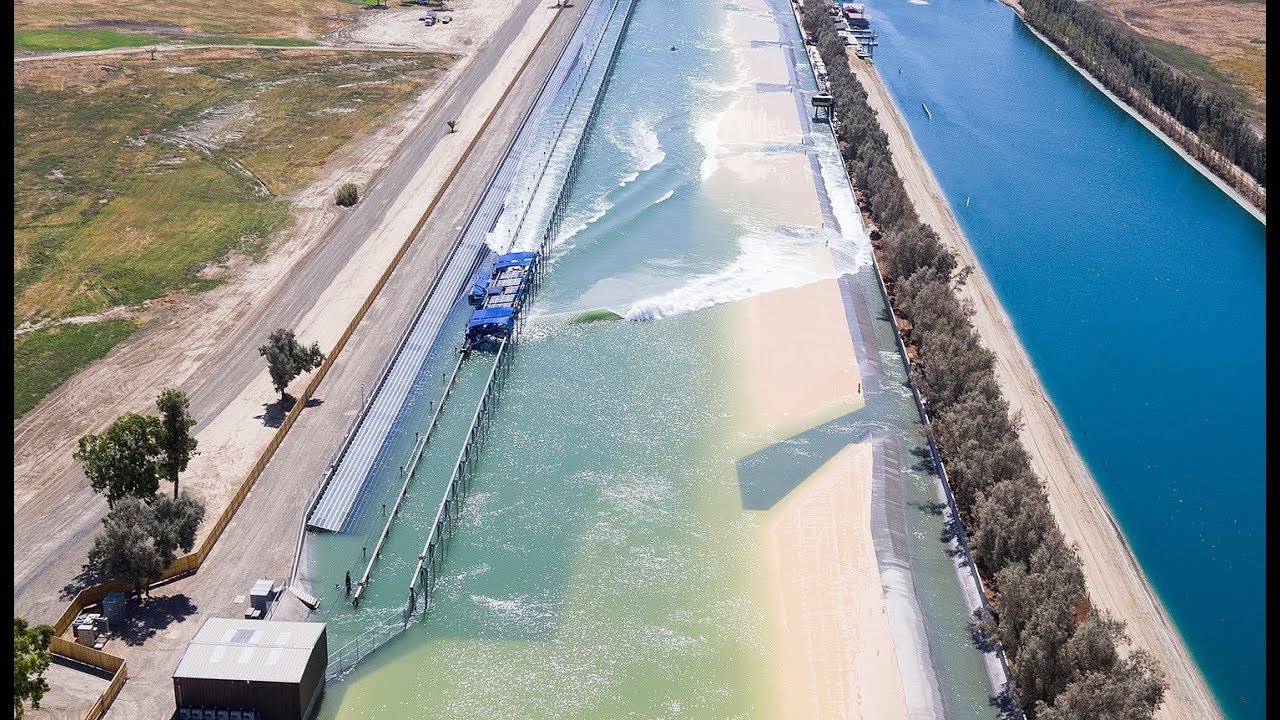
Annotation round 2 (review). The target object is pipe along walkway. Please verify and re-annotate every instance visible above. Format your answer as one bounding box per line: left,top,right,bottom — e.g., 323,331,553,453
348,250,543,609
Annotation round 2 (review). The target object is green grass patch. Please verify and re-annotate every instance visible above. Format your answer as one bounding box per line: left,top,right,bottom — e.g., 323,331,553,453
14,50,450,402
1138,35,1248,103
14,319,138,418
15,29,169,52
15,29,322,53
15,50,449,322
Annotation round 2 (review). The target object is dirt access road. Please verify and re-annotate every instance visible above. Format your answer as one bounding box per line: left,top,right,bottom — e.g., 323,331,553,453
847,52,1223,720
12,0,560,623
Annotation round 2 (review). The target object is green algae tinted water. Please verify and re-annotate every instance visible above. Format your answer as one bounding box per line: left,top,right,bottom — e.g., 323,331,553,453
865,1,1265,716
318,314,783,718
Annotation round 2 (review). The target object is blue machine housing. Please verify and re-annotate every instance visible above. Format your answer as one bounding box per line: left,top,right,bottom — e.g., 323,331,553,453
467,271,491,309
465,307,516,345
463,251,539,350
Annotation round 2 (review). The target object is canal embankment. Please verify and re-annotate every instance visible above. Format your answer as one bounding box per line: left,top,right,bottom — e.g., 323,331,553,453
843,38,1222,720
994,0,1264,223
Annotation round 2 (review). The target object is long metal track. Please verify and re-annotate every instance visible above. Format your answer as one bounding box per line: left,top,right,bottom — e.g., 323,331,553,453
322,0,637,681
402,0,639,622
350,246,546,605
404,335,513,615
348,351,466,605
306,0,611,533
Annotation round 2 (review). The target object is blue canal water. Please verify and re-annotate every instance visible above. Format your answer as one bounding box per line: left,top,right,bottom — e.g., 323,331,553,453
863,0,1265,716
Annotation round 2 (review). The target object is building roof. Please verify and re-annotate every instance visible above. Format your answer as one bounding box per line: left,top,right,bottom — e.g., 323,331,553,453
173,618,326,684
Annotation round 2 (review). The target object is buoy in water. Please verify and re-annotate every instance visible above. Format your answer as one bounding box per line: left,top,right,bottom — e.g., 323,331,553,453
670,45,677,51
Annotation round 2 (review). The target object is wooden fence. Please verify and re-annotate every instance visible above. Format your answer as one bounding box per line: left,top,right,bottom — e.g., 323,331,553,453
48,637,127,720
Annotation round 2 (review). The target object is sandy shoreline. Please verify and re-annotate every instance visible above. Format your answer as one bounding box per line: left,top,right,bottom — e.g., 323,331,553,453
706,152,823,228
717,91,806,145
728,276,923,720
744,44,792,85
715,3,918,712
730,278,862,444
846,51,1223,720
762,442,909,720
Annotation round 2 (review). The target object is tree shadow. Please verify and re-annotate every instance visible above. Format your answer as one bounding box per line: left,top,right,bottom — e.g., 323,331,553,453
256,394,295,428
989,683,1025,720
60,562,103,601
908,443,936,473
255,395,325,428
115,593,198,646
914,499,946,517
969,608,1001,653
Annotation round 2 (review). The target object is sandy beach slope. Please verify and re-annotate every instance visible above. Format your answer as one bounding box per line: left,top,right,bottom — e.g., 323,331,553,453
744,45,793,85
763,442,909,720
717,92,806,145
729,12,783,43
730,278,862,442
846,52,1222,720
706,152,823,228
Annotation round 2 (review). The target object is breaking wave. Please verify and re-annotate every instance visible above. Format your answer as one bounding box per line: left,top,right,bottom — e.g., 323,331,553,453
624,229,839,320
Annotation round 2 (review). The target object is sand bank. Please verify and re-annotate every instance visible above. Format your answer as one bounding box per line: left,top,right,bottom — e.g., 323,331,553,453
705,152,823,228
763,442,909,720
742,44,792,86
717,91,805,145
729,11,782,44
729,278,861,442
846,51,1223,720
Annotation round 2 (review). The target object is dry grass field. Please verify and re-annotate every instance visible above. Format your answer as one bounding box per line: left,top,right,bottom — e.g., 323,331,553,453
13,48,451,416
1092,0,1266,124
13,0,362,42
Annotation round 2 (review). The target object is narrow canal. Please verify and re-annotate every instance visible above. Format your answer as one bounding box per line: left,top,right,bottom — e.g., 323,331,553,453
866,0,1266,716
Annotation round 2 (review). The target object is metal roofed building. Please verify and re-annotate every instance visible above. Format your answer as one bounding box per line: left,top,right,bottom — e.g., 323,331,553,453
173,618,328,720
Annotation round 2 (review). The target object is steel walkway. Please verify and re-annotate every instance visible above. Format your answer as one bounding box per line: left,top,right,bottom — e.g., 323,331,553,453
307,0,617,533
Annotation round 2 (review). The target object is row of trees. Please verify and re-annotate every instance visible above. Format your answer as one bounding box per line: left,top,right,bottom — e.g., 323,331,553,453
14,329,323,715
71,329,324,597
800,2,1167,716
1021,0,1265,190
74,388,206,596
74,388,197,505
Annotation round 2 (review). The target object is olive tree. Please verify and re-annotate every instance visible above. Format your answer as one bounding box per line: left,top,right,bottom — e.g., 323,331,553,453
88,493,205,598
258,329,325,401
